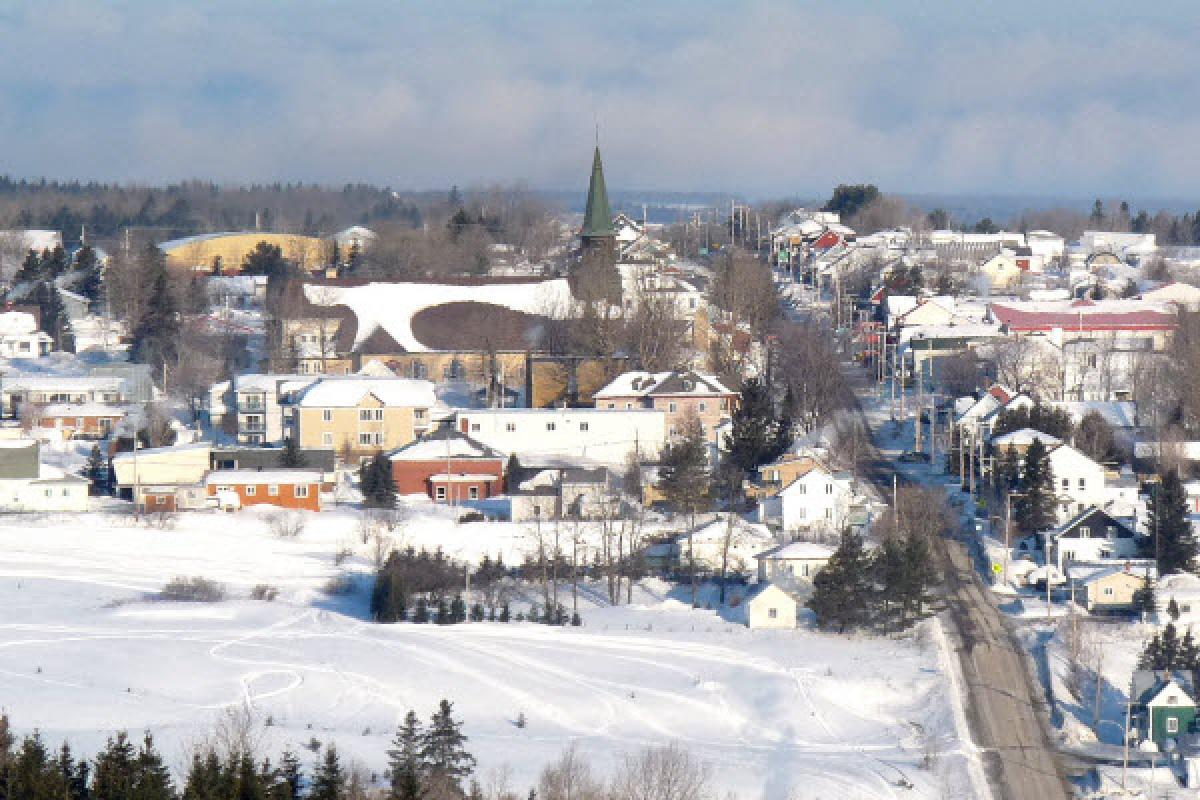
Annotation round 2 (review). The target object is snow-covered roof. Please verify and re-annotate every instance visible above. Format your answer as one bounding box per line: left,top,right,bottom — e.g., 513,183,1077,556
39,403,126,418
234,374,317,393
428,473,499,482
594,370,734,399
990,428,1062,449
296,378,435,408
1050,401,1137,430
6,374,123,391
303,279,573,353
206,469,322,485
389,431,501,461
34,463,86,483
988,298,1177,332
755,541,835,561
0,312,39,335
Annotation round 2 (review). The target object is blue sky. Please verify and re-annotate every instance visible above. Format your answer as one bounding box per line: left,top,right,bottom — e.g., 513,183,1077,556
2,1,1199,198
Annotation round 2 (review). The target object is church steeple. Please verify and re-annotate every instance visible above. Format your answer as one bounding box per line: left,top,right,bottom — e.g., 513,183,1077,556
581,146,615,248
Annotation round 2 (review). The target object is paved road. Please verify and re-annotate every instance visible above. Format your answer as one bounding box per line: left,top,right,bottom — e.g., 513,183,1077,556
845,366,1073,800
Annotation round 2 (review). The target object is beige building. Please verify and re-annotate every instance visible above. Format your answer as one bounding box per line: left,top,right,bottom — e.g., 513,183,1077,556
593,370,737,444
160,232,329,275
292,378,436,463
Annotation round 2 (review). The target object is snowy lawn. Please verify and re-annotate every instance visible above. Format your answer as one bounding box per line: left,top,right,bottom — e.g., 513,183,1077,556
0,505,982,798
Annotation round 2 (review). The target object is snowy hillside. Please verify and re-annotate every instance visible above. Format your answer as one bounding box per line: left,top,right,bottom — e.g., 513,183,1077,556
0,507,983,798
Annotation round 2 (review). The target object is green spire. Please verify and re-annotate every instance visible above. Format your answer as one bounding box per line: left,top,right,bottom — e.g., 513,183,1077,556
581,146,615,239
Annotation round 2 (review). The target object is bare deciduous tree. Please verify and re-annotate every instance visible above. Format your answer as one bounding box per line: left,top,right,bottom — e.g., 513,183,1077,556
610,743,712,800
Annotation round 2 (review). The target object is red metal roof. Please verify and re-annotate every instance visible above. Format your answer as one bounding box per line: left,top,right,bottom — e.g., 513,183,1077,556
989,302,1176,333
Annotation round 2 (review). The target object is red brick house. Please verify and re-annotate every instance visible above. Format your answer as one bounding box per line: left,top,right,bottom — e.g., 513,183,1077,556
593,370,737,443
38,403,126,440
388,428,505,503
205,469,322,511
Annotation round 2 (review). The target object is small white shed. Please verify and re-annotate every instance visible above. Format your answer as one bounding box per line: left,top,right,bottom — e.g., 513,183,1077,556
744,583,798,630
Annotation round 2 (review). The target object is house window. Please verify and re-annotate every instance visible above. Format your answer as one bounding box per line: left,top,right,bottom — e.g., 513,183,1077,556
1078,478,1085,489
668,402,677,413
625,403,632,410
1061,478,1069,489
414,409,426,421
322,433,333,446
802,564,810,577
435,486,446,501
698,402,707,412
579,422,589,432
295,485,310,498
374,409,384,421
797,507,807,520
322,409,333,422
359,409,372,422
607,403,615,409
359,433,373,445
797,484,806,495
504,422,515,432
269,485,280,496
669,427,678,437
1168,717,1180,734
767,608,778,619
246,486,256,496
472,423,481,432
468,486,479,500
546,422,556,431
374,433,384,445
1103,587,1114,596
824,508,832,520
1107,526,1117,538
825,484,833,494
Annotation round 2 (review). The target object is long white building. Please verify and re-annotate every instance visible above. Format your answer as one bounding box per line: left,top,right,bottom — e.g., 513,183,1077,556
453,408,666,465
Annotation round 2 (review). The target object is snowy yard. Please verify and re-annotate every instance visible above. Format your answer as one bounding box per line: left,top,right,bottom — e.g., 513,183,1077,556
0,506,982,799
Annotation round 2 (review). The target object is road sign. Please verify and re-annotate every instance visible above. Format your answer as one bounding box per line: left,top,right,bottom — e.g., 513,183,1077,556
992,563,1003,574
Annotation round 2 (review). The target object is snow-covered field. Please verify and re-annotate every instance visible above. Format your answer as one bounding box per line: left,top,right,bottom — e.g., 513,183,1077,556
0,506,981,798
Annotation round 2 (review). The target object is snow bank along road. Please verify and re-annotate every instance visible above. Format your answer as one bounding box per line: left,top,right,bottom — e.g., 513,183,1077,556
847,365,1072,800
0,512,977,799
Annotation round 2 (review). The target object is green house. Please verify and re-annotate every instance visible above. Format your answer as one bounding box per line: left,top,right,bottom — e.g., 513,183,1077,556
1133,671,1198,747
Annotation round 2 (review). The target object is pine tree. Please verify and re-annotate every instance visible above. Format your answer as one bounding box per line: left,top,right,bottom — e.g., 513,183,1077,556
231,752,265,800
130,245,179,373
435,596,451,625
450,594,467,624
387,711,424,800
13,249,41,284
1135,576,1157,619
871,536,906,631
898,534,939,626
280,437,307,468
74,245,103,309
771,386,796,460
361,452,396,509
420,700,475,791
1152,470,1196,574
413,596,430,624
995,444,1020,494
807,531,874,632
469,602,484,622
92,732,137,800
657,415,710,607
10,731,53,800
87,444,109,495
277,751,303,800
133,733,173,800
35,281,72,352
1014,437,1057,535
498,601,510,623
724,377,776,474
310,746,345,800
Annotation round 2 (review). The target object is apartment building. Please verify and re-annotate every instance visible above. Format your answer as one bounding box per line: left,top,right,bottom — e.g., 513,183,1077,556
292,378,436,463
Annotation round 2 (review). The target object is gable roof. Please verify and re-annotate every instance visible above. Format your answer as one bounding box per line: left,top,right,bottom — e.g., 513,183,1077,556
389,428,503,461
594,370,734,399
296,377,436,408
990,428,1062,449
755,541,835,561
1047,505,1135,539
989,299,1177,333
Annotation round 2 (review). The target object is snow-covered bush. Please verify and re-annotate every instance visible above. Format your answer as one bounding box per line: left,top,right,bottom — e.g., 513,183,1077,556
160,576,226,602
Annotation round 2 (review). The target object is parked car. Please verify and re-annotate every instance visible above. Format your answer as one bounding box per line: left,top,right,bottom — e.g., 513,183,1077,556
898,451,930,463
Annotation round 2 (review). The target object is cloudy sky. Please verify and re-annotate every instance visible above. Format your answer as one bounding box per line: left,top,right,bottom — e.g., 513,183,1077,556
2,1,1199,198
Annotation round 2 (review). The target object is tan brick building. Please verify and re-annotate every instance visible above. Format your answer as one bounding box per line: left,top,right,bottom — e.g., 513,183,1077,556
292,378,436,464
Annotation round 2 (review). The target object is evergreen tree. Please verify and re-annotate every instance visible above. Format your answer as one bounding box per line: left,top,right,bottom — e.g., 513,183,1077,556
469,602,484,622
35,281,72,352
807,531,874,632
56,742,88,800
310,746,345,800
42,245,69,278
280,437,307,468
994,444,1020,495
450,594,467,624
420,700,474,792
724,377,776,474
870,536,906,631
130,245,179,374
13,249,41,284
435,596,451,625
897,534,939,625
387,711,424,800
1152,470,1196,574
10,731,54,800
182,750,224,800
360,452,396,509
276,751,303,800
498,601,510,623
242,242,289,278
86,445,109,496
771,386,796,460
74,245,103,309
1014,438,1056,535
413,596,430,624
1135,576,1157,619
133,733,173,800
92,732,137,800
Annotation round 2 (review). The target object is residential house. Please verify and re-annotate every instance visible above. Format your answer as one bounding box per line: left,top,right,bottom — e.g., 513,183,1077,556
454,408,666,465
593,370,736,445
0,440,88,512
388,427,505,503
508,466,621,521
292,377,436,464
973,252,1022,291
1046,443,1112,520
210,446,337,488
1042,506,1144,570
757,460,857,534
754,541,834,598
743,583,799,630
989,428,1063,456
206,469,323,512
111,442,212,502
35,403,125,441
750,453,824,499
2,374,126,418
1067,561,1154,614
1132,671,1197,747
209,373,320,445
1142,282,1200,312
0,310,52,358
1154,573,1200,626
